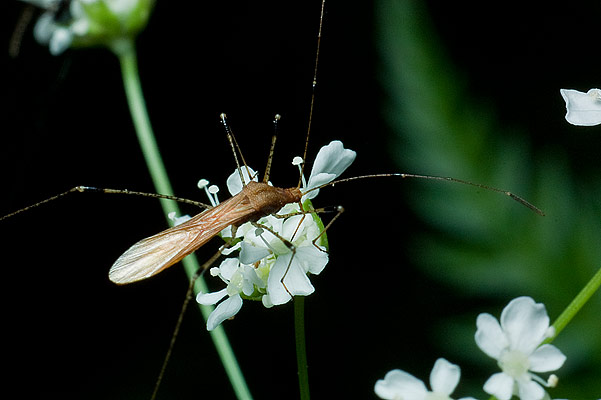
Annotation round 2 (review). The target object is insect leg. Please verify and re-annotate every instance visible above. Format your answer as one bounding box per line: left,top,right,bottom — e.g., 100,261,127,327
1,186,211,221
272,205,340,219
151,238,235,400
251,221,297,298
310,206,344,253
220,114,255,185
272,204,344,252
263,114,280,183
250,222,296,255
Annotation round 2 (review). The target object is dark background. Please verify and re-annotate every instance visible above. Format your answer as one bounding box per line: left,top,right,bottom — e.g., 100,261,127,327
2,1,600,399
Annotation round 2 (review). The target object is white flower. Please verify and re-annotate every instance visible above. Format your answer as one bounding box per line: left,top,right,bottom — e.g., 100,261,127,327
475,297,566,400
243,202,329,306
196,258,266,331
196,141,355,330
29,1,84,55
560,88,601,126
21,0,154,55
374,358,476,400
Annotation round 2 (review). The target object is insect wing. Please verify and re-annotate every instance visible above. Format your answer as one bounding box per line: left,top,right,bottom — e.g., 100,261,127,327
108,193,255,284
109,228,198,284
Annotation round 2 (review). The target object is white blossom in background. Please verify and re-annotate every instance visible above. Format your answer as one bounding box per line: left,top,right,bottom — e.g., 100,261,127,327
20,0,154,55
560,88,601,126
374,358,477,400
197,141,356,330
475,297,566,400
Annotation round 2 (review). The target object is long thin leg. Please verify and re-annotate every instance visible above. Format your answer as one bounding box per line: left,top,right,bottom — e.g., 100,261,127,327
251,202,342,299
272,205,340,220
311,206,344,252
271,204,344,252
251,221,295,253
1,186,211,221
221,114,254,185
263,114,280,183
150,241,232,400
251,221,297,298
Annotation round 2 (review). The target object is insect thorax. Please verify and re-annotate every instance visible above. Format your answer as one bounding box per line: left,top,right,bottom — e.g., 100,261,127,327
243,181,302,219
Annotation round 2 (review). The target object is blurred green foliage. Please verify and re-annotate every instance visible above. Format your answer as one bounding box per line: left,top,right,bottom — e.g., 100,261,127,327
376,0,601,397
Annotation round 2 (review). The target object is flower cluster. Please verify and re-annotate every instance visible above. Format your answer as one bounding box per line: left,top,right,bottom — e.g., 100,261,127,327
375,297,566,400
21,0,154,55
196,141,356,330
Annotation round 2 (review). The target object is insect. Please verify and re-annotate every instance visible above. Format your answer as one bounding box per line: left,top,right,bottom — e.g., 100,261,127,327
108,164,302,283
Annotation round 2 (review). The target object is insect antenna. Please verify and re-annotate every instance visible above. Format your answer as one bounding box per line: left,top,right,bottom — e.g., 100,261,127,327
303,173,545,216
263,114,281,182
298,0,326,188
220,113,254,186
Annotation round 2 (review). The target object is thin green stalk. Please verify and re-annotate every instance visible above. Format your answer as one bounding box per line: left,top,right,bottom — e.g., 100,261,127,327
295,296,310,400
545,264,601,343
114,39,252,400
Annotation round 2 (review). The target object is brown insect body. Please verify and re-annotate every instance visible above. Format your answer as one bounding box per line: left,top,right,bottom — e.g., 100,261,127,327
108,181,302,284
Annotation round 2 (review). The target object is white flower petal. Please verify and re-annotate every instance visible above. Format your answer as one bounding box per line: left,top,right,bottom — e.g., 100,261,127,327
33,12,55,44
517,379,545,400
49,27,73,55
294,245,329,275
560,88,601,126
475,313,508,359
267,255,315,305
218,258,240,280
304,173,337,199
305,141,356,199
196,288,228,305
500,297,550,354
71,17,89,36
221,241,241,256
261,294,274,308
206,294,243,331
310,141,356,180
241,265,264,296
429,358,460,395
374,369,428,400
240,218,283,251
226,167,258,195
168,212,191,226
239,241,272,264
281,213,306,238
483,372,515,400
266,256,294,305
283,262,315,296
528,344,566,373
275,254,315,295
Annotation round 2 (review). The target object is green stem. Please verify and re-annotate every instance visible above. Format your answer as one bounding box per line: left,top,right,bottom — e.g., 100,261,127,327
294,297,310,400
545,264,601,343
114,40,252,400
